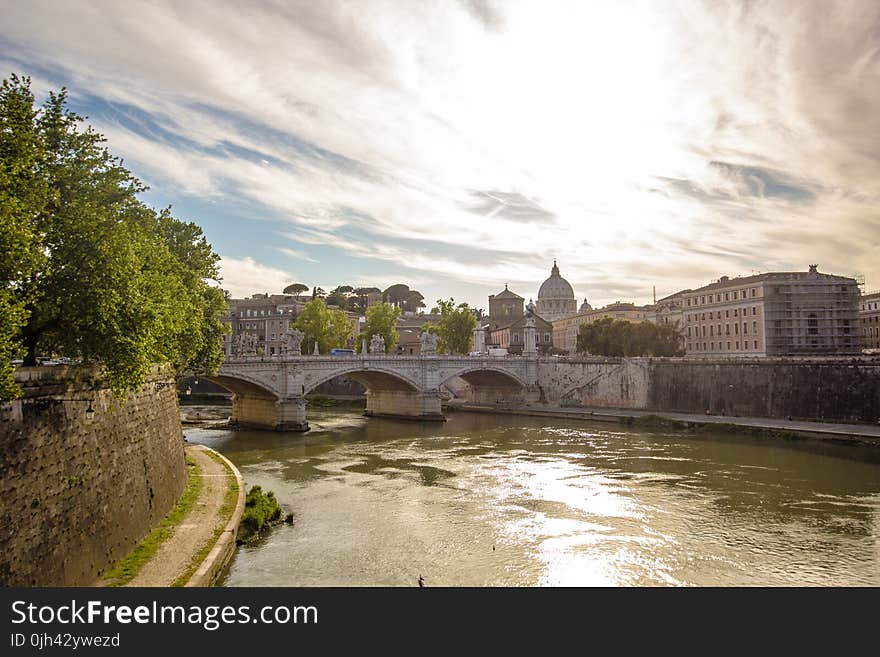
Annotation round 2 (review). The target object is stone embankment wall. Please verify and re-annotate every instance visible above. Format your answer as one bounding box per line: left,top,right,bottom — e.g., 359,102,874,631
536,357,880,423
647,358,880,423
540,358,650,408
0,366,186,586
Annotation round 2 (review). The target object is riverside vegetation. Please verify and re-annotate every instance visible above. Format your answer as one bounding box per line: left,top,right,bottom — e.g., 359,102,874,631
0,74,227,400
238,485,291,545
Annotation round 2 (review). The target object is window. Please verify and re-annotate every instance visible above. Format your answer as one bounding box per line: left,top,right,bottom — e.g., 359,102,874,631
751,288,756,297
725,324,730,335
752,306,757,315
754,340,758,349
727,341,731,350
733,291,738,300
702,326,706,337
735,341,740,350
725,310,729,318
701,313,705,320
724,293,729,301
709,311,713,320
710,325,714,336
513,333,519,343
710,342,715,350
743,322,747,335
687,327,692,337
544,333,550,342
734,308,738,317
701,296,705,304
734,323,738,335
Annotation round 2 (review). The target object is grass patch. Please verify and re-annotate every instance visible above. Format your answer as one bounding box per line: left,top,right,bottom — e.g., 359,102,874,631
102,455,202,587
238,485,284,544
171,450,240,587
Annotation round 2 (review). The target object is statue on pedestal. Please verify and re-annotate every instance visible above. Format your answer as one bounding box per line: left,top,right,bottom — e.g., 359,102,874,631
369,334,386,354
420,331,439,356
282,329,304,356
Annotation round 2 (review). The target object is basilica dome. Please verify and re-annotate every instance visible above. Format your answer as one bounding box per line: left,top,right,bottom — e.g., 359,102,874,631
536,261,577,322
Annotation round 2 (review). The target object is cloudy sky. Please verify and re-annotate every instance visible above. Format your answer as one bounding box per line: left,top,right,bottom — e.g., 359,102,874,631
2,0,879,308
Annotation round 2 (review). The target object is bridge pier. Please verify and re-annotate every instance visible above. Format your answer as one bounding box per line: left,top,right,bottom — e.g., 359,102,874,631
364,389,445,422
231,394,309,432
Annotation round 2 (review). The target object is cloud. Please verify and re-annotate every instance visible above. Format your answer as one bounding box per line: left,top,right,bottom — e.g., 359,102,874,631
217,256,295,298
3,0,879,307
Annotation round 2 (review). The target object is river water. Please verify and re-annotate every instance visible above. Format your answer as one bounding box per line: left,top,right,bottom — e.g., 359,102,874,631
186,408,880,586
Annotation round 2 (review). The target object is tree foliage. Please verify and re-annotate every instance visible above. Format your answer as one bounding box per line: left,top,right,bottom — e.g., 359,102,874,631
0,74,227,399
402,290,425,313
421,298,477,354
576,317,684,357
356,302,401,353
282,283,309,296
325,285,353,310
291,299,355,354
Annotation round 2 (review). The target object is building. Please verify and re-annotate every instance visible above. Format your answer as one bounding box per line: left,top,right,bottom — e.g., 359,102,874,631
552,302,655,354
535,261,578,322
487,285,524,322
394,313,441,355
682,266,860,357
222,294,306,357
860,290,880,353
483,286,553,354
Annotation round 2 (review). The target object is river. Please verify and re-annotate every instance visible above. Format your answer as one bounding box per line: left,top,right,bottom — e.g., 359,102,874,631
185,408,880,586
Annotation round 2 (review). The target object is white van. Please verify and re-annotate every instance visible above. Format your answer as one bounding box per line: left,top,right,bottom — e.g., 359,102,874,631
488,348,508,357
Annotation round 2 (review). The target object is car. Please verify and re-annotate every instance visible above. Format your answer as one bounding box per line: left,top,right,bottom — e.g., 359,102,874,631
330,348,356,356
468,351,484,357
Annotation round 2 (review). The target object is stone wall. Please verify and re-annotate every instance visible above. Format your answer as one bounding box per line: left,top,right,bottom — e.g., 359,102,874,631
0,366,186,586
647,358,880,423
535,357,880,423
538,358,650,408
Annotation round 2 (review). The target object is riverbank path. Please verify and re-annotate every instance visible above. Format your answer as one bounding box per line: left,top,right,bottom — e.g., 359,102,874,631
125,444,237,587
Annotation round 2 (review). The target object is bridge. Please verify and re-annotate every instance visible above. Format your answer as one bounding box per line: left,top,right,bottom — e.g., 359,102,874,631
205,354,541,431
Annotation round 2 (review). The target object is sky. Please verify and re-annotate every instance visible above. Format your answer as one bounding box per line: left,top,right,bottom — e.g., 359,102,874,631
2,0,879,310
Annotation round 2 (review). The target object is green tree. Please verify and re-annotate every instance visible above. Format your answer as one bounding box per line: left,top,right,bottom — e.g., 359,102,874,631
0,75,46,398
325,285,353,310
350,286,380,313
356,302,401,353
576,317,684,357
402,290,425,313
283,283,309,296
292,299,355,354
0,75,227,399
421,298,477,354
382,283,410,308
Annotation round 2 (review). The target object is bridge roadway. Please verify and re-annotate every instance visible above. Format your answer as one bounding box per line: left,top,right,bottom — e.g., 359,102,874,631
206,354,541,431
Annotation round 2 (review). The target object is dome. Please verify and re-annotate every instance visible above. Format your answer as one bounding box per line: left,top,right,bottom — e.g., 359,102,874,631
537,261,575,301
536,261,578,323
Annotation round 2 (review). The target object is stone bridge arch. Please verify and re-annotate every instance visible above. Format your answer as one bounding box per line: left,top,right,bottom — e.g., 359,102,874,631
200,373,294,431
303,365,422,396
303,363,441,423
437,364,531,406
